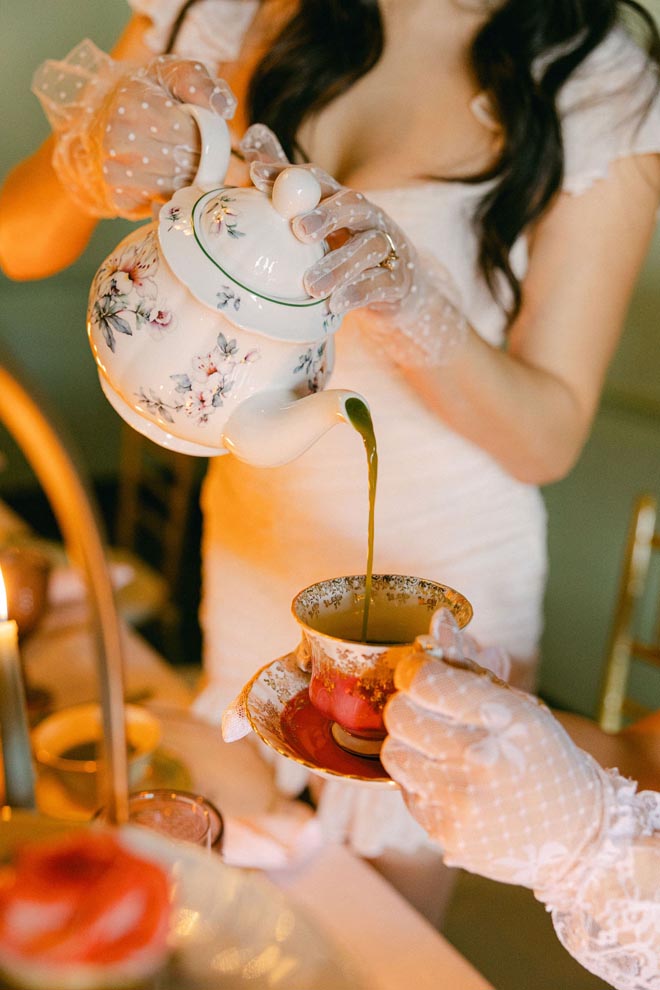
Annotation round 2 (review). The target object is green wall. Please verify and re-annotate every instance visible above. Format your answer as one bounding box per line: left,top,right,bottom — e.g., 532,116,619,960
0,1,136,483
1,0,659,715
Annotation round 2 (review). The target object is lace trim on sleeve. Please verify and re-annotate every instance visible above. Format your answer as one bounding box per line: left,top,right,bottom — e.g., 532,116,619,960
127,0,259,62
536,769,660,990
559,26,660,196
31,38,123,133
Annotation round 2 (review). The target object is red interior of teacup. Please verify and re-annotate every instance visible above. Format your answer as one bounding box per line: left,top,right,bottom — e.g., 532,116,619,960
308,668,390,740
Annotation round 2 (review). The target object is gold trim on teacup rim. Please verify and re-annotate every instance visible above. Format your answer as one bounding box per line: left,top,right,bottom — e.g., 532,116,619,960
290,573,473,646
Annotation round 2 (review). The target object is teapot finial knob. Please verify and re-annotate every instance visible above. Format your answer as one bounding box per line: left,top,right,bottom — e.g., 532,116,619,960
272,167,322,220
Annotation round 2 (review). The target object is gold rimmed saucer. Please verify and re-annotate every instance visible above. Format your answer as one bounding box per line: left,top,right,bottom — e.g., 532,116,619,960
244,652,398,788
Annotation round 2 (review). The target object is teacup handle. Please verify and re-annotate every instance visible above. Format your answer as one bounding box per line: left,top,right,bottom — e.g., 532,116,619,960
182,104,232,192
294,636,312,672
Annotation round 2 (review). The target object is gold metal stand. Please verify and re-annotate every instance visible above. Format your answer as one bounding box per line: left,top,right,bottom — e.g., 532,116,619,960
0,361,128,823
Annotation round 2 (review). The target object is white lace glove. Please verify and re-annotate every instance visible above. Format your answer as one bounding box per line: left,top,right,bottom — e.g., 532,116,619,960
32,39,236,219
382,610,660,990
241,123,467,368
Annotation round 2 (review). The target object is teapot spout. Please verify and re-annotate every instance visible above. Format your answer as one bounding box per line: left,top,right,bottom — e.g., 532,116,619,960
221,388,369,468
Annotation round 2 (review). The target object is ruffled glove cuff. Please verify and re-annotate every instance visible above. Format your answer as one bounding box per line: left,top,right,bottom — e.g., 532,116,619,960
535,767,660,909
32,39,133,218
536,768,660,990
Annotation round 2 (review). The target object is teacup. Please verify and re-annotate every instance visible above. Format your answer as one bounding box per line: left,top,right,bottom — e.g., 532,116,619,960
292,574,472,757
32,702,162,808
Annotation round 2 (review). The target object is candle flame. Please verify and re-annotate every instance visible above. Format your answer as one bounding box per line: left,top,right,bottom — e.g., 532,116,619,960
0,566,7,621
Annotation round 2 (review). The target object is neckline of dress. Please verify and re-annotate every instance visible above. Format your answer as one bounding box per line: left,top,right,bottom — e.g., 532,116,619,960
358,91,499,195
229,92,499,199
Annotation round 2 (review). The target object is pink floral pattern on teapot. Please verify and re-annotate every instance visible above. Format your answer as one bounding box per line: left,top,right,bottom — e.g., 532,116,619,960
90,229,169,352
89,226,332,432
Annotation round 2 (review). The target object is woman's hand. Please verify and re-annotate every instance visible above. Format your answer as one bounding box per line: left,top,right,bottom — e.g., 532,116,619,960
241,123,466,366
381,610,606,892
243,123,414,312
87,55,236,217
33,40,236,219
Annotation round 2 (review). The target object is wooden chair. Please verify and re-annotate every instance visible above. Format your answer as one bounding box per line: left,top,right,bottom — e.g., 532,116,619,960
598,493,660,732
112,426,206,658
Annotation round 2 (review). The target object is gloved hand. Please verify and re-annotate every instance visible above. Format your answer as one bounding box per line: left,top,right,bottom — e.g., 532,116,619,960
381,609,607,893
240,123,467,367
32,39,236,219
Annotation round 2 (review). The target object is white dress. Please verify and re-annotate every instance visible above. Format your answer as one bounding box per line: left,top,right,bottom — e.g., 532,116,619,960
130,0,660,856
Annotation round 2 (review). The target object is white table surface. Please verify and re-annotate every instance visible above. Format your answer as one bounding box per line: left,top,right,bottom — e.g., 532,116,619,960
18,591,493,989
275,844,493,990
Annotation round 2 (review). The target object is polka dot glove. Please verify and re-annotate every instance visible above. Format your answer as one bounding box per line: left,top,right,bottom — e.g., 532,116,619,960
32,39,235,219
241,123,467,367
381,609,608,892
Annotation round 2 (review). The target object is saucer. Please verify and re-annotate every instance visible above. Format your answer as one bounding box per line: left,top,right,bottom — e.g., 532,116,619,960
244,653,397,787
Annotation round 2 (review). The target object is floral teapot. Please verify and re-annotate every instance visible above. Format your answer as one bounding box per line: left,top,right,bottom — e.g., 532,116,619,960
87,107,366,467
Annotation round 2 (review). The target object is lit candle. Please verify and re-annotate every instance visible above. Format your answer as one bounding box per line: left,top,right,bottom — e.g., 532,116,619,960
0,564,36,808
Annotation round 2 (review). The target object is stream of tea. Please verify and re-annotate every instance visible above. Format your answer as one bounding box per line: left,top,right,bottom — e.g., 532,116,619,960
345,397,378,642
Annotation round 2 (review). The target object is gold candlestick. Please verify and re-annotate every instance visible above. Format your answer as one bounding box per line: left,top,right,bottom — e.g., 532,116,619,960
0,565,36,809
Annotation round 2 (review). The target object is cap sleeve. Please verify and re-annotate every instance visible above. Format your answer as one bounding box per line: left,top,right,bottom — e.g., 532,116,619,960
559,26,660,196
127,0,259,64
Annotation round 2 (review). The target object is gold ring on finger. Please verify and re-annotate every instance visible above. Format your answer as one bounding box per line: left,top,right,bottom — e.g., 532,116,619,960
379,232,400,271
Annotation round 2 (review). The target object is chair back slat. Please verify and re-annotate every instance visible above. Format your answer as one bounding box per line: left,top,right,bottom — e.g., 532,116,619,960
598,493,660,732
113,426,206,655
630,641,660,668
622,697,653,722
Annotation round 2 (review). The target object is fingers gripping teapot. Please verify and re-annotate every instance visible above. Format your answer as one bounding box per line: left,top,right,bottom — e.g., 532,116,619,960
87,107,366,467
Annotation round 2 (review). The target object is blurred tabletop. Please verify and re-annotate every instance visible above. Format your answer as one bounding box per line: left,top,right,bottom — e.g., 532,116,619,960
22,603,493,989
4,493,493,990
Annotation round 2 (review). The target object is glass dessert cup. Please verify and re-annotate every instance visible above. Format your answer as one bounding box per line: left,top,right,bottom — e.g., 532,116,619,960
95,788,224,851
124,788,224,850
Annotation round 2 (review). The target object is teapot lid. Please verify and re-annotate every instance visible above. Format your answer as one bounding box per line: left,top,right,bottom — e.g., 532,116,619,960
158,167,340,343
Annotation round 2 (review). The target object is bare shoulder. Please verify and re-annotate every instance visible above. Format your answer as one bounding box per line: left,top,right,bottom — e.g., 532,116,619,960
524,152,660,297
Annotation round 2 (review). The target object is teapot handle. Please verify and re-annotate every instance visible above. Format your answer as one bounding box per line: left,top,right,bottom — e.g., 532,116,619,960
181,104,232,192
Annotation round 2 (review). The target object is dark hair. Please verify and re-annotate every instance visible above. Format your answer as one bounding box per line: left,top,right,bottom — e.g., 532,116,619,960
169,0,660,319
465,0,660,317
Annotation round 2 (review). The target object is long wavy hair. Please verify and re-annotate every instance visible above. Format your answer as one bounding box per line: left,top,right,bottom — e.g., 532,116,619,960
168,0,660,319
